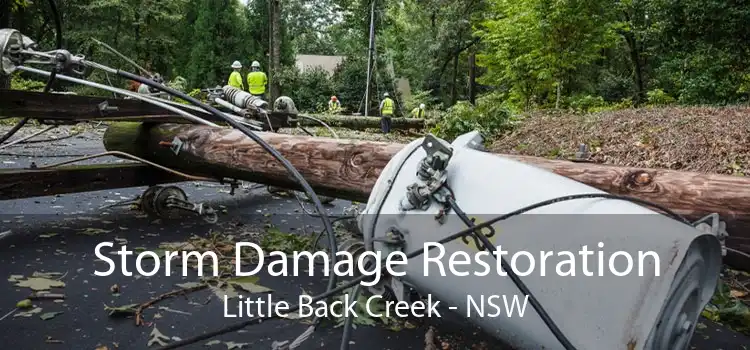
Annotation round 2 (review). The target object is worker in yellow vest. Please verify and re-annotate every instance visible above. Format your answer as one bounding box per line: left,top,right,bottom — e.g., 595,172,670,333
328,96,341,113
227,61,244,90
410,103,426,118
246,61,268,99
379,92,395,133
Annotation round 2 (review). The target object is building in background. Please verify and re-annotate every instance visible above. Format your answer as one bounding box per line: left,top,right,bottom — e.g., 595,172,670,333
295,55,345,76
294,54,413,107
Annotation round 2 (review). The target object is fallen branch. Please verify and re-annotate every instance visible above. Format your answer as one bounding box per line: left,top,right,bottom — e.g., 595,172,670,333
134,283,207,326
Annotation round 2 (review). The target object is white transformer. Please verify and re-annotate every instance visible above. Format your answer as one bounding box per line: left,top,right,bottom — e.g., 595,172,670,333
358,131,722,350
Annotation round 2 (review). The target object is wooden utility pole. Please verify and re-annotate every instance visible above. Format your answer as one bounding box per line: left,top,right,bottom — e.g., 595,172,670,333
104,122,750,268
364,0,376,117
103,123,750,227
268,0,281,101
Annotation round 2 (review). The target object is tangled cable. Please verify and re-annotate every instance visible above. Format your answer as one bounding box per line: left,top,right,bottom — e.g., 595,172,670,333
158,192,691,350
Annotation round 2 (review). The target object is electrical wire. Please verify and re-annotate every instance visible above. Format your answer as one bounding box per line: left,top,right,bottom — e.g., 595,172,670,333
33,151,218,182
14,129,80,144
114,70,340,308
15,66,220,128
445,191,574,349
339,279,364,350
0,125,57,150
297,115,339,139
90,37,151,77
0,0,61,146
727,247,750,260
159,192,693,350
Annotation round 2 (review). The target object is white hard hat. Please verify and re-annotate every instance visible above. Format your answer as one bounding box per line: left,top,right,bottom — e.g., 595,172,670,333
420,103,425,109
231,61,242,69
251,61,261,68
383,92,389,97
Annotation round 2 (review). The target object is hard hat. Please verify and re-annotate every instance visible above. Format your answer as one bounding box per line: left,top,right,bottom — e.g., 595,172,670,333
420,103,425,109
383,92,389,97
231,61,242,69
251,61,260,68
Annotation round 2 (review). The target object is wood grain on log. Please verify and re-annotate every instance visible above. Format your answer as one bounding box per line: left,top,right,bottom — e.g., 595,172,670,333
103,123,750,266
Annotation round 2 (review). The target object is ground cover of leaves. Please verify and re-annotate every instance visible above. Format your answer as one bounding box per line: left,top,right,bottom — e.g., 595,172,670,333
490,106,750,176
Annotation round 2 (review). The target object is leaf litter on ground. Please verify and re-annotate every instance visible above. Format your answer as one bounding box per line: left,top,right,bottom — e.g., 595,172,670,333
14,307,42,318
40,311,63,320
14,276,65,291
148,326,171,347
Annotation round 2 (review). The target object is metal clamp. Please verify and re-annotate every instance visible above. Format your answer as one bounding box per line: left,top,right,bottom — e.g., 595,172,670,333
692,213,729,256
140,186,218,223
98,101,119,115
399,134,454,211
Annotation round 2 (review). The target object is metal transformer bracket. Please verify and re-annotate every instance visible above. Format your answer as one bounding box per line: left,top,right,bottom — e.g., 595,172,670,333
399,134,454,212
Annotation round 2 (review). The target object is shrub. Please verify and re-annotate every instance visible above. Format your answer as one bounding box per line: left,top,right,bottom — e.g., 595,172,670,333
277,65,334,113
430,92,516,141
568,94,607,113
646,88,676,106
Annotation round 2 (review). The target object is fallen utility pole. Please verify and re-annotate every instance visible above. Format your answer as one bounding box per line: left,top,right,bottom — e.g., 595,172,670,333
300,114,433,131
103,122,750,267
0,163,184,200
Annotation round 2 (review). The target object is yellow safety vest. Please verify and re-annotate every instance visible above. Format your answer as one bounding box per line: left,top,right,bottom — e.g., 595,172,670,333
227,71,243,90
411,107,424,118
381,98,394,116
246,71,268,95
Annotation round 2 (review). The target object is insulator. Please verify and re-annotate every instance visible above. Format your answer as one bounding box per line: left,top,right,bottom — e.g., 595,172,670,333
222,85,268,110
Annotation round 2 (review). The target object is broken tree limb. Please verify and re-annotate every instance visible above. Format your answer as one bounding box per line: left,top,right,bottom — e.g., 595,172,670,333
103,122,750,267
299,114,434,131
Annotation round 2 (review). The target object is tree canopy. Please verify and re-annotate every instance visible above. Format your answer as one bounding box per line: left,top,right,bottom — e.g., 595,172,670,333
3,0,749,112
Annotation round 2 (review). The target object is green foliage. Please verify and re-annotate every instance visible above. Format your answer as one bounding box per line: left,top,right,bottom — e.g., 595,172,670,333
11,0,29,11
404,89,439,117
167,76,188,92
568,95,607,113
10,74,46,91
646,89,675,106
701,279,750,335
430,93,515,141
277,66,335,113
477,0,617,110
260,226,312,254
7,0,750,121
331,57,367,113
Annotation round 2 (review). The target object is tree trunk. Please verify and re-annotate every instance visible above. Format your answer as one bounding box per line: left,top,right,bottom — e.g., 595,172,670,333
621,13,645,106
450,52,459,105
0,0,11,90
269,0,281,101
104,122,750,268
468,49,476,105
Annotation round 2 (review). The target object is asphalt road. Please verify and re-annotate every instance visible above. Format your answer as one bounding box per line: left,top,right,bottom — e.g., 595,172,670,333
1,125,749,350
